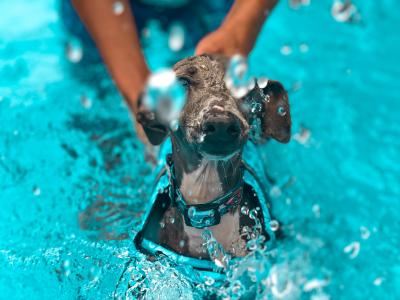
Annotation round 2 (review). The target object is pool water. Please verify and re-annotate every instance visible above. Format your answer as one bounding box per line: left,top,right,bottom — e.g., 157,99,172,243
1,0,399,299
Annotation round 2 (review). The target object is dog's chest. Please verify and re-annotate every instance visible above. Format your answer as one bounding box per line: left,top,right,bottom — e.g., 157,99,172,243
182,208,246,257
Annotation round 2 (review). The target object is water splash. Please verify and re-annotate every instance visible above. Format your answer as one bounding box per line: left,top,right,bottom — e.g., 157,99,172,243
224,55,255,98
142,69,186,129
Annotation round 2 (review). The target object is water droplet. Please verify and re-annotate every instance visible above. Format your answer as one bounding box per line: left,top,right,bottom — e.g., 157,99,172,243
269,220,280,232
289,0,310,9
231,280,244,294
360,226,370,240
303,278,329,292
143,69,186,125
299,43,309,53
168,23,185,52
224,55,255,98
80,94,92,109
240,206,249,215
280,45,292,56
204,276,215,286
294,126,311,145
270,185,282,198
113,1,124,15
32,186,41,196
179,240,185,248
312,204,320,218
331,0,360,23
214,258,224,268
251,102,262,114
65,38,83,63
169,119,179,131
188,206,196,219
373,277,383,286
277,106,287,116
258,77,269,88
343,241,360,259
249,209,258,220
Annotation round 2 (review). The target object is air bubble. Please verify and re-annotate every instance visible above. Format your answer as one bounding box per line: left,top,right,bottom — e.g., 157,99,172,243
179,240,185,248
113,1,124,15
159,221,165,228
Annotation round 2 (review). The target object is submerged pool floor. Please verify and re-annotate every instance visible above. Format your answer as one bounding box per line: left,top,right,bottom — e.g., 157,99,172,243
0,0,399,299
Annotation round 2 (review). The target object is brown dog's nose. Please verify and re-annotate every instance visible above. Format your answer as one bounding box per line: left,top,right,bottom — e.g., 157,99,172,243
201,113,241,142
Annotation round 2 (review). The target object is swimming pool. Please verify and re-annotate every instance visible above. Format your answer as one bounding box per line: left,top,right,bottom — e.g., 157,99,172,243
0,0,399,299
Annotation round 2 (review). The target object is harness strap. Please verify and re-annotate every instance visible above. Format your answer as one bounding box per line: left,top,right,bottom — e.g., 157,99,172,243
166,154,243,229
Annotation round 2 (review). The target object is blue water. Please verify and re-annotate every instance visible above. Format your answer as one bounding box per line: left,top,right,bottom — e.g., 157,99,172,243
1,0,399,299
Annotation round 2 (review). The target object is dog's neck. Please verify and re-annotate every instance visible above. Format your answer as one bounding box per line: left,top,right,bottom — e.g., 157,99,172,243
171,133,243,205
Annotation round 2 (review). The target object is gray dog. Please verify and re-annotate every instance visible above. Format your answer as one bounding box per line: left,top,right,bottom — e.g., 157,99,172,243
136,54,291,259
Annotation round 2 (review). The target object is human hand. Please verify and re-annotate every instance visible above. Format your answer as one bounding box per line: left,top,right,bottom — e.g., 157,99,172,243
195,25,253,57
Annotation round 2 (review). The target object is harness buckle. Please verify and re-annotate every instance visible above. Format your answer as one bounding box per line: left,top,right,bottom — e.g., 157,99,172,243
183,206,221,229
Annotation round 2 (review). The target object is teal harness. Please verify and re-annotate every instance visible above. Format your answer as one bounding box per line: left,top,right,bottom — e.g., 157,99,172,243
166,154,244,229
132,141,275,284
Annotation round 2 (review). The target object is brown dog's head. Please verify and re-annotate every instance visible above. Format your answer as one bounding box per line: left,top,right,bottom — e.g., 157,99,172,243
137,55,291,159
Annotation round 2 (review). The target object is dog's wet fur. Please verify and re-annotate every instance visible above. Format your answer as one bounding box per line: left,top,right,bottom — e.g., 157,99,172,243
136,54,291,258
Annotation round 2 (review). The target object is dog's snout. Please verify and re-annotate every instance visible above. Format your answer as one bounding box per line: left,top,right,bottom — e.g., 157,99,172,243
201,113,241,142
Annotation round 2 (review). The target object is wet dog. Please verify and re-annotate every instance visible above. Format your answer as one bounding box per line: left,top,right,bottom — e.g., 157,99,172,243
136,54,291,258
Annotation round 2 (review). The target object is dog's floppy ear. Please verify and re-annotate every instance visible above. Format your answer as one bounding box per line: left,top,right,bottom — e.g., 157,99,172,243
136,94,169,145
253,80,291,143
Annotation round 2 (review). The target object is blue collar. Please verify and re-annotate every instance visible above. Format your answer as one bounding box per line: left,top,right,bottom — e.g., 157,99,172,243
166,154,243,229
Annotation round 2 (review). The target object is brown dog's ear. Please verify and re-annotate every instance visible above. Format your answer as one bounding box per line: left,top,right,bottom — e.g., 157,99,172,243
253,80,291,143
136,94,169,145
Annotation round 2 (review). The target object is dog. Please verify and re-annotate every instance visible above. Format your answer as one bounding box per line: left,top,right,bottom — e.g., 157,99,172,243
135,54,291,259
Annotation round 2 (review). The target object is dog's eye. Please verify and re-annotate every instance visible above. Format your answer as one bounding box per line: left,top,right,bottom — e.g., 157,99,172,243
177,76,196,89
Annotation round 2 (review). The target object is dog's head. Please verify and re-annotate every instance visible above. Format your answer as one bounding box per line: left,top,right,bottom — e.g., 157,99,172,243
137,55,291,159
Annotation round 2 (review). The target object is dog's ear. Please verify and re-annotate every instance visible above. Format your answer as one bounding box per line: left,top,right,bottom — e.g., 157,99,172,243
136,94,169,145
252,80,291,143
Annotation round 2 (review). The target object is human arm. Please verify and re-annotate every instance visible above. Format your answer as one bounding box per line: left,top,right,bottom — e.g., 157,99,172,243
71,0,150,116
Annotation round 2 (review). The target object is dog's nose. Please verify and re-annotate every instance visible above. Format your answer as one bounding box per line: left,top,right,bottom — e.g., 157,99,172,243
201,113,241,142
